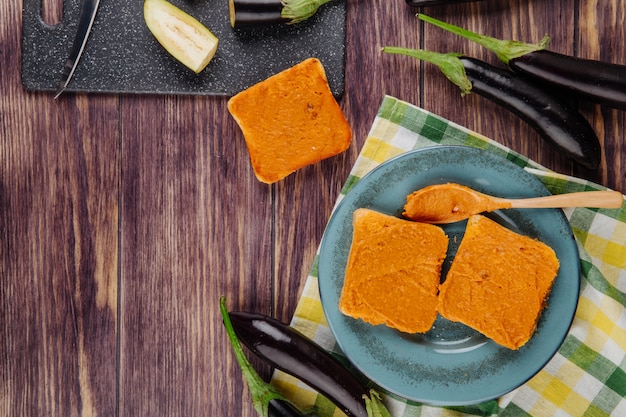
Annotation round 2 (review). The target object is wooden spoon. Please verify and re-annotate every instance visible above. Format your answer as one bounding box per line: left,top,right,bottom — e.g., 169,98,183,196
403,183,623,224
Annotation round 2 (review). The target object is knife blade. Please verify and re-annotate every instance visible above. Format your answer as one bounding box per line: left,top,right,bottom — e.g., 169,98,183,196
54,0,101,98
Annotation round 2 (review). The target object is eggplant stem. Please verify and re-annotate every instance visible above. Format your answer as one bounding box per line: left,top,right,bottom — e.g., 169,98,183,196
417,14,550,65
382,46,473,95
282,0,334,23
220,296,294,417
364,390,392,417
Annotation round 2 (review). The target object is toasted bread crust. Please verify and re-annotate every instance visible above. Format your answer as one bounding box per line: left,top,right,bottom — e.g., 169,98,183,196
228,58,352,183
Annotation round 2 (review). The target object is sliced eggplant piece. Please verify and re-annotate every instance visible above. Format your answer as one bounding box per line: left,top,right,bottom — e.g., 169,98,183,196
144,0,218,73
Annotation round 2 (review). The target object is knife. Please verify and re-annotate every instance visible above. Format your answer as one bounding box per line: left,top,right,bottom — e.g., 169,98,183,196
54,0,101,98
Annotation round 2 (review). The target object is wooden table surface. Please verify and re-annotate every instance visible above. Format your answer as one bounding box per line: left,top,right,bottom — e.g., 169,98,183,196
2,0,624,416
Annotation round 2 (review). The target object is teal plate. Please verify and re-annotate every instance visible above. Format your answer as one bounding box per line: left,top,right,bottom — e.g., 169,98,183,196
318,146,580,406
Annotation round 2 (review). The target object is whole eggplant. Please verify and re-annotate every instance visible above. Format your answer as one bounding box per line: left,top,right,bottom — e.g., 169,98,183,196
229,0,287,27
229,311,370,417
460,56,601,169
230,0,333,27
418,14,626,110
383,47,601,169
507,50,626,110
221,297,310,417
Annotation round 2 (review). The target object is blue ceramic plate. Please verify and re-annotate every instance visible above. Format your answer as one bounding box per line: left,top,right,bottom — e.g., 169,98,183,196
318,146,580,406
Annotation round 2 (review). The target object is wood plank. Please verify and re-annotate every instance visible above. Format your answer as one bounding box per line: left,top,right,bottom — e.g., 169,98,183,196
3,0,626,417
118,95,273,417
343,0,423,152
0,3,120,413
576,0,625,190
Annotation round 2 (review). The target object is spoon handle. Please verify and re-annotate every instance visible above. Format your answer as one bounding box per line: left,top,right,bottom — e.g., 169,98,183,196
504,190,623,209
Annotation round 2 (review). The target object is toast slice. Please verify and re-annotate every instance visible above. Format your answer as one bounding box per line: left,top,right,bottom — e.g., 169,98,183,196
339,208,449,333
438,214,560,350
227,58,352,183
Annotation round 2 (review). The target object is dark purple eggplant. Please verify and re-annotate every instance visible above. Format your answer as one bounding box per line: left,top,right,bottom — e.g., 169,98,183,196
229,311,370,417
220,297,307,417
268,399,307,417
507,51,626,110
382,47,601,169
406,0,485,6
418,14,626,110
229,0,333,27
229,0,286,27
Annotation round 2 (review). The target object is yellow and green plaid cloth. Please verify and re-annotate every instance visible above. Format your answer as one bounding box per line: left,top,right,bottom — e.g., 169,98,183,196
271,96,626,417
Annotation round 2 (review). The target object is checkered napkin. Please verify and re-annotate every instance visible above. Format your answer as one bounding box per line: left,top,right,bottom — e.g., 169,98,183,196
270,96,626,417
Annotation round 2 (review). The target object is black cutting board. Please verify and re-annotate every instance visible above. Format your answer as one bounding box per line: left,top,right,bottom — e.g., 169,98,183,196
21,0,346,96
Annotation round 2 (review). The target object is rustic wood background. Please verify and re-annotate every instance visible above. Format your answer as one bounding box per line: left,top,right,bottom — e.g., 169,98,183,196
1,0,624,416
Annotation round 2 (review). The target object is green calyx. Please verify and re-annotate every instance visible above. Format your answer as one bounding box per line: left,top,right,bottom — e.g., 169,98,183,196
220,296,293,417
282,0,334,24
364,390,393,417
418,14,550,65
382,46,473,96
